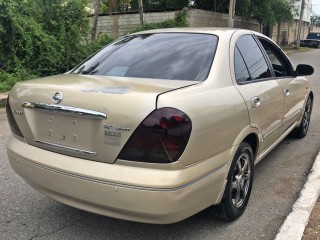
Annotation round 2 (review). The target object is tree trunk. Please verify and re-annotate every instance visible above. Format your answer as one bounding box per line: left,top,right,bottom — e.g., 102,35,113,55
91,0,101,42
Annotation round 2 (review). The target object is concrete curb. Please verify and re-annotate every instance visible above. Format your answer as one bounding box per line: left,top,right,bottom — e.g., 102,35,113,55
274,152,320,240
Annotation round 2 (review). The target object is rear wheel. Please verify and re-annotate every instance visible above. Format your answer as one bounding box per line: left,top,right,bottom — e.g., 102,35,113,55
209,142,254,220
291,95,313,138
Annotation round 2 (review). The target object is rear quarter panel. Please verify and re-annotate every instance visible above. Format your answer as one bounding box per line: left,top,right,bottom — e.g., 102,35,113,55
157,31,254,167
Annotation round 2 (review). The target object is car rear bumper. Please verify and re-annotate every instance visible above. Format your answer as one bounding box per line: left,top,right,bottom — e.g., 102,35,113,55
7,136,228,224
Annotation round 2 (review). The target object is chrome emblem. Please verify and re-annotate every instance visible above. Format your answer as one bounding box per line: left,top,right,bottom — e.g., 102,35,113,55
53,92,63,104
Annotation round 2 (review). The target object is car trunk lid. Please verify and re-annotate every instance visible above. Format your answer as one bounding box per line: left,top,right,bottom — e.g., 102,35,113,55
10,74,197,163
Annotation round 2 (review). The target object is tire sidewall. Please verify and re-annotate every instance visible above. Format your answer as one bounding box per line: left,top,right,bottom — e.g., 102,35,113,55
223,142,254,220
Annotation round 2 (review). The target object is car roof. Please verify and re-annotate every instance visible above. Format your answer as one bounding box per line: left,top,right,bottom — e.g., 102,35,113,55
130,27,241,36
130,27,269,40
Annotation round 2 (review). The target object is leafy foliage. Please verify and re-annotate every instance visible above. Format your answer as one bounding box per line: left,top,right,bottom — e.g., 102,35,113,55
236,0,294,25
311,16,320,27
0,0,116,92
192,0,229,12
130,0,189,11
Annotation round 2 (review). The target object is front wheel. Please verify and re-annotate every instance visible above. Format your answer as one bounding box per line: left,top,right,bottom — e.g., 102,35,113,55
209,142,254,221
291,95,313,138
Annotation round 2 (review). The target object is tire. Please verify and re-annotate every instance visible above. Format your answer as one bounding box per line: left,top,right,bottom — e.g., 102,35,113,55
209,142,254,221
291,95,313,138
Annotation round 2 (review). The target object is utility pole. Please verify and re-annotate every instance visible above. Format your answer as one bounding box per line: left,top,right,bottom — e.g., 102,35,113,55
296,0,305,50
91,0,101,42
138,0,144,27
228,0,236,28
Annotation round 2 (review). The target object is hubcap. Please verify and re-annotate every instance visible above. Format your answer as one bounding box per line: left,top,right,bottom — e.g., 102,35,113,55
231,151,251,208
302,98,311,133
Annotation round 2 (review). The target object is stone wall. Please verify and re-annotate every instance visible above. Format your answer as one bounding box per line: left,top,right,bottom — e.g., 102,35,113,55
271,20,311,45
95,9,261,38
95,8,311,46
310,25,320,33
188,9,260,32
96,11,176,37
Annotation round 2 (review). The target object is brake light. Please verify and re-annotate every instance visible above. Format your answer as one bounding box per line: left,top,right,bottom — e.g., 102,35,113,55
118,108,192,164
6,95,24,138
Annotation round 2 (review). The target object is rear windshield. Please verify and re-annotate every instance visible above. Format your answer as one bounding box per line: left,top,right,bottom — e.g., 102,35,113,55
72,33,218,81
307,33,320,40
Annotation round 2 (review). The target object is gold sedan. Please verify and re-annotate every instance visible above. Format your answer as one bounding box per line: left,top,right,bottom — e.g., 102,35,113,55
6,28,314,223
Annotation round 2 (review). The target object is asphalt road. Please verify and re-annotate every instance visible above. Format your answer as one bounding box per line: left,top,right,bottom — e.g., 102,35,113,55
1,49,320,240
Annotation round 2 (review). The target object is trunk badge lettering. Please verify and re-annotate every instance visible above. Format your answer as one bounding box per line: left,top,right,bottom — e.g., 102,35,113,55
104,125,130,132
53,92,63,104
13,110,23,115
58,134,66,140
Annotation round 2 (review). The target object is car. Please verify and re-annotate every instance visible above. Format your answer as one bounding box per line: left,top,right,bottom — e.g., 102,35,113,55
6,28,314,224
300,32,320,48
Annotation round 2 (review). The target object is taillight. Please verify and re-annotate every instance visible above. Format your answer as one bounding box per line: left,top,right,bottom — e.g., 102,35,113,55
6,95,24,138
118,108,192,164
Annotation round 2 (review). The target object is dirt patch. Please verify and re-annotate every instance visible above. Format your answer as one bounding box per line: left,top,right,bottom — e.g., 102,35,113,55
302,196,320,240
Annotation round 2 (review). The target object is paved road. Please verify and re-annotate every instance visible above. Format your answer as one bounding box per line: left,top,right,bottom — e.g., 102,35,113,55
0,49,320,240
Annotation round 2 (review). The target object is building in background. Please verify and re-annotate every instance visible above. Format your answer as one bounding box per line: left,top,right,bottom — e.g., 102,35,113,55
294,0,312,23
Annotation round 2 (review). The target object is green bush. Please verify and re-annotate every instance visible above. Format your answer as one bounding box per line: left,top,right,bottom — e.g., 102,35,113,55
0,0,189,93
0,69,38,92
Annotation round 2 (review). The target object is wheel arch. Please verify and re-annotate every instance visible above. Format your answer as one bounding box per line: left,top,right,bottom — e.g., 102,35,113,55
232,126,260,159
242,133,259,159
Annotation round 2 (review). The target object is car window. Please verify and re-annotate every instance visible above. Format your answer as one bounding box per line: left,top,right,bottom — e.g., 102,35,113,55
257,38,293,77
72,33,218,81
234,47,251,83
236,35,272,81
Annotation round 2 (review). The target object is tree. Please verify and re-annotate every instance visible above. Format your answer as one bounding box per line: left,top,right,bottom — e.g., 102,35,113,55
0,0,90,76
236,0,294,33
311,16,320,27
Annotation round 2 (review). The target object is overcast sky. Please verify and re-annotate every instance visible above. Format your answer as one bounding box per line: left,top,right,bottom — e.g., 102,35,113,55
312,0,320,17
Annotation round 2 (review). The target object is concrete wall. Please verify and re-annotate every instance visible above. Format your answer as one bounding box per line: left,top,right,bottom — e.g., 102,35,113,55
96,11,176,37
95,8,311,46
95,9,260,38
310,26,320,33
271,20,311,45
188,9,260,32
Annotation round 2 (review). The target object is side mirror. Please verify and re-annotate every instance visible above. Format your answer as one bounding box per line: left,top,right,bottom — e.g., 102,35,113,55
295,64,314,76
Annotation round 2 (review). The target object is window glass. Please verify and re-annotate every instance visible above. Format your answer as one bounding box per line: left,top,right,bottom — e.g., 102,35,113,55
258,38,292,77
72,33,218,81
236,35,271,80
234,47,251,83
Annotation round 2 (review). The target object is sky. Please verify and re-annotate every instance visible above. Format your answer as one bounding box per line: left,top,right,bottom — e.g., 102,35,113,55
312,0,320,17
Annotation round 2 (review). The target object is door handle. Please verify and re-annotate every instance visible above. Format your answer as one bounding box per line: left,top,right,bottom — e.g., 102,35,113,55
283,88,290,97
251,97,261,108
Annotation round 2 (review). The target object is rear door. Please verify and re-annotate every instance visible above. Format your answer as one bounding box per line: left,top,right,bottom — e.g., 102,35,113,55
256,36,308,130
232,34,284,152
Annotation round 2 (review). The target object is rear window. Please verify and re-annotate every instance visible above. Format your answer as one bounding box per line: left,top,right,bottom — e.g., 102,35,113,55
72,33,218,81
307,33,320,40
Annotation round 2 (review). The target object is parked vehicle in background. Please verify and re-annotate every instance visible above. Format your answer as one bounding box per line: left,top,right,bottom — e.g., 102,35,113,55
300,32,320,48
6,28,314,224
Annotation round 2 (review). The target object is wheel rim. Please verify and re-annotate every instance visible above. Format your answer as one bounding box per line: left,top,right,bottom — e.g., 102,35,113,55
302,98,312,133
231,151,251,208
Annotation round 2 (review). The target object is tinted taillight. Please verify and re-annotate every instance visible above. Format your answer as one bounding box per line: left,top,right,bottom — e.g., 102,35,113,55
118,108,192,164
6,95,24,138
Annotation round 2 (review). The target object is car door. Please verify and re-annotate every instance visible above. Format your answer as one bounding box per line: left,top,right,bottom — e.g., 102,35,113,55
256,36,308,131
232,34,285,153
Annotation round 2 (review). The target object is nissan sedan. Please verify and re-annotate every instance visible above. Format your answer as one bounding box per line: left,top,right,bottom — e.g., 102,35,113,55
6,28,314,223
